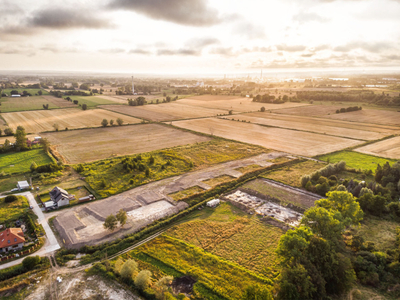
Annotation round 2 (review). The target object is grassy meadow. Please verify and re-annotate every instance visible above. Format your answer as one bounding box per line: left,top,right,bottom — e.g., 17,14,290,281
0,96,60,112
0,149,53,174
1,89,49,96
0,195,29,224
0,175,27,193
318,151,397,171
77,139,265,197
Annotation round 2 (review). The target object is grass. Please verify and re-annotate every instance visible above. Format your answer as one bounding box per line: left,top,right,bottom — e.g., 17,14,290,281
166,202,283,279
0,149,53,174
0,195,29,224
68,96,116,108
242,179,317,209
317,151,397,172
78,139,265,198
262,160,325,188
0,96,60,112
0,175,27,193
168,186,204,201
354,216,400,252
270,156,293,164
131,234,272,300
1,89,49,96
235,164,263,174
202,175,235,187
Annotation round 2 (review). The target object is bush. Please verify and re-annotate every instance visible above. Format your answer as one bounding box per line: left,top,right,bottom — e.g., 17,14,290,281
5,195,18,203
23,256,41,271
135,270,152,290
300,175,310,187
120,259,138,280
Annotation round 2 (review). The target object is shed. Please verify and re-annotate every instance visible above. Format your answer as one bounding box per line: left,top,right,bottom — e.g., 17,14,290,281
17,181,30,191
206,199,220,208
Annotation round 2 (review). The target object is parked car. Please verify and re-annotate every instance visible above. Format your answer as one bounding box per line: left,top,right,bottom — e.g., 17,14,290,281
11,188,19,192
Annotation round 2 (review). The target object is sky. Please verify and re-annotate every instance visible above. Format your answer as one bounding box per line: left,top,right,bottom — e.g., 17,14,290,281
0,0,400,74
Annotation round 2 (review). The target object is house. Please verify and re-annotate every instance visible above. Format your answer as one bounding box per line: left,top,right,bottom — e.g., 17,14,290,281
0,228,25,253
17,181,30,191
206,199,220,208
49,187,75,207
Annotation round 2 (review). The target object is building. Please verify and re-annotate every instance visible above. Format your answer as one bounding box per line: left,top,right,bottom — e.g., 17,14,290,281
206,199,220,208
11,94,21,97
17,181,30,191
49,187,75,207
0,228,25,253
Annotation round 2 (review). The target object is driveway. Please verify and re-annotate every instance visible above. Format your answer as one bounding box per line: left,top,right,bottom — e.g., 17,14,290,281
0,191,61,270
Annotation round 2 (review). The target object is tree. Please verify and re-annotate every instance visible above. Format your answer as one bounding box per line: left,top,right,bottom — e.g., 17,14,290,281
53,123,59,131
30,162,37,172
103,214,117,231
114,258,124,273
101,119,108,127
38,90,43,95
316,191,364,226
0,129,2,136
229,110,233,115
135,270,152,290
15,126,27,149
120,259,138,280
260,106,266,112
23,256,41,270
82,103,87,110
4,127,13,136
116,209,127,227
116,118,124,126
154,276,174,300
110,119,114,126
40,138,50,152
3,139,11,151
5,195,18,203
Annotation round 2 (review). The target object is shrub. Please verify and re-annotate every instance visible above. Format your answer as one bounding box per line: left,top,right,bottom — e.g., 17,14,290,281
5,195,18,203
82,103,87,110
120,259,138,280
300,175,310,187
135,270,152,290
23,256,41,271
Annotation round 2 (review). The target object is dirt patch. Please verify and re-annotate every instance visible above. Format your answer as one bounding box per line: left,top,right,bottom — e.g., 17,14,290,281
171,276,197,295
325,109,400,127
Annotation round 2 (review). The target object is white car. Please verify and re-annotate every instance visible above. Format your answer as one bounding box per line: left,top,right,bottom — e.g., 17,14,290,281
11,188,19,192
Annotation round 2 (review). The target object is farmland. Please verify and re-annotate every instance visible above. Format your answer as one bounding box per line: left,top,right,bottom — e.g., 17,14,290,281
355,136,400,159
326,108,400,126
100,102,227,121
236,112,395,140
0,195,29,224
1,88,49,96
178,96,309,113
171,117,363,156
2,108,141,133
67,95,117,107
0,96,60,112
0,149,53,174
42,124,211,164
272,104,344,117
318,150,396,171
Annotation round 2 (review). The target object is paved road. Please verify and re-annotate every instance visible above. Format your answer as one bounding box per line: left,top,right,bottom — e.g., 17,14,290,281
0,192,61,270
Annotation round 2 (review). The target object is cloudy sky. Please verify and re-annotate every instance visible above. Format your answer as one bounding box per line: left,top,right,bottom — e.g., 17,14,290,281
1,0,400,74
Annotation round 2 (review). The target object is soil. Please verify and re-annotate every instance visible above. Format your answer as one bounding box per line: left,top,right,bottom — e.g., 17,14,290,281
171,276,197,295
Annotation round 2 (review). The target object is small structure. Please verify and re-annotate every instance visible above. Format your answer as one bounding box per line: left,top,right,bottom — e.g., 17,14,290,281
11,94,21,97
49,187,75,208
78,195,95,203
17,181,30,191
206,199,220,208
0,228,25,253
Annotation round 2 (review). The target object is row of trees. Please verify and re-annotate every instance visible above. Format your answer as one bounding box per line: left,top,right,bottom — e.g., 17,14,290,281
101,118,124,127
128,97,146,106
336,106,362,114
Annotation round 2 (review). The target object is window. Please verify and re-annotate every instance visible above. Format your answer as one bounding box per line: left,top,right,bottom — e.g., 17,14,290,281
7,240,10,244
14,238,17,242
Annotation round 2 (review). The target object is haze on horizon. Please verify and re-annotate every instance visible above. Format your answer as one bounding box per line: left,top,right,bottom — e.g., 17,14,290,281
1,0,400,74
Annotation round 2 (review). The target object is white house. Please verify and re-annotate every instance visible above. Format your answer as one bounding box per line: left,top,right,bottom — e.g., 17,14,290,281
49,187,75,207
17,181,30,191
206,199,220,208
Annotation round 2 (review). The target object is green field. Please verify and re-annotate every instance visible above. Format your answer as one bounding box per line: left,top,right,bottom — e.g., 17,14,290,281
0,149,53,174
68,96,116,108
0,96,60,112
78,139,265,197
0,195,29,224
0,175,27,193
1,88,49,96
166,202,283,278
317,151,396,171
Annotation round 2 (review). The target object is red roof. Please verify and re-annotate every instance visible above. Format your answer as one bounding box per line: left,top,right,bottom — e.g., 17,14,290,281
0,228,25,249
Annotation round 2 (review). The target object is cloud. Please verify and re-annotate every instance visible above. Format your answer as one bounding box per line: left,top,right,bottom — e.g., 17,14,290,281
99,48,126,54
29,8,114,29
292,12,329,24
157,48,200,56
108,0,224,26
129,48,151,55
334,41,396,53
184,37,220,48
276,44,307,52
233,21,266,39
209,47,235,56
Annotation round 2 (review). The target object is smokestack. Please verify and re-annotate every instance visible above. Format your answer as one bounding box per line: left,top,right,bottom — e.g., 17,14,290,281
131,76,134,94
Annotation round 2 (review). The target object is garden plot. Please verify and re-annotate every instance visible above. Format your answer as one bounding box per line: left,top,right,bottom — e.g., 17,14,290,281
225,190,302,226
172,117,363,156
